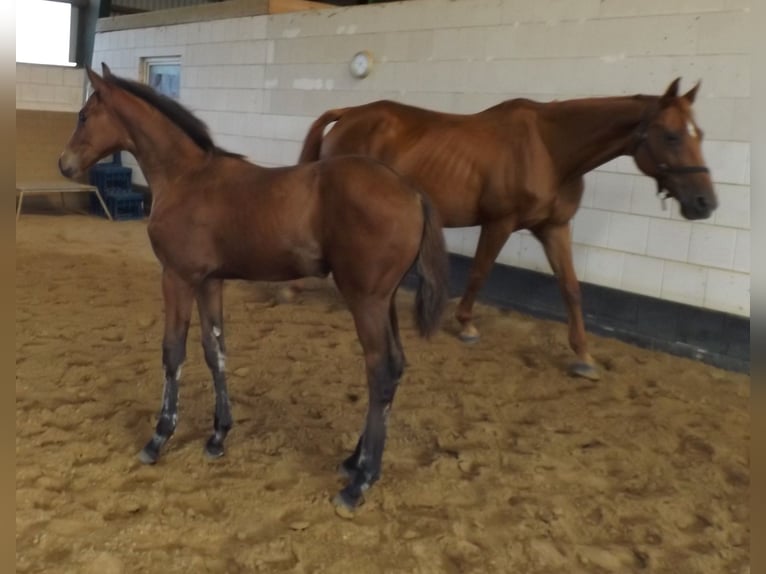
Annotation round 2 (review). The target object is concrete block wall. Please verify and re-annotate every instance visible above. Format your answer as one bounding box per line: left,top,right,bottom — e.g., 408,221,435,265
91,0,751,317
16,63,85,112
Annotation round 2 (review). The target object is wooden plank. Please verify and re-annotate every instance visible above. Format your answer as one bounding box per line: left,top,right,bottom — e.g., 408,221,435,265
268,0,334,13
96,0,269,32
16,182,98,193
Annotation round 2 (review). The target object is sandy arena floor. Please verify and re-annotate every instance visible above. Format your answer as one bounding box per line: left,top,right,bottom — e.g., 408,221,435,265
16,214,749,574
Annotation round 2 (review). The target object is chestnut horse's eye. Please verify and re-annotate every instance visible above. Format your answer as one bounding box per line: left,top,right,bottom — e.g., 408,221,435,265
78,111,87,125
663,131,681,146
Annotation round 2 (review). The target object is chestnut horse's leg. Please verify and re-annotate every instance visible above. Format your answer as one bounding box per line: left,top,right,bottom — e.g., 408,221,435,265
139,269,195,464
455,220,515,342
335,297,402,509
276,279,305,303
196,278,233,458
534,222,599,381
339,300,405,481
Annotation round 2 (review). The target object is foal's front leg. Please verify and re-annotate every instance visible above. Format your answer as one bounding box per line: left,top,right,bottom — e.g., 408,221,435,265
139,269,195,464
196,279,233,458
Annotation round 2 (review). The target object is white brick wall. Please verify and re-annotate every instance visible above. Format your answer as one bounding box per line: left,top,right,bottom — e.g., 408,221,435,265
16,63,84,112
90,0,751,317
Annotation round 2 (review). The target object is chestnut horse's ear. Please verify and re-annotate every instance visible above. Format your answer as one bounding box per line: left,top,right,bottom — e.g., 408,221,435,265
86,67,108,93
683,80,701,104
659,77,681,107
101,62,113,79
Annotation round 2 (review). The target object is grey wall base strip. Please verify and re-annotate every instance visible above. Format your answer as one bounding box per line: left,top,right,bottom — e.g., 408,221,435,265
402,254,749,374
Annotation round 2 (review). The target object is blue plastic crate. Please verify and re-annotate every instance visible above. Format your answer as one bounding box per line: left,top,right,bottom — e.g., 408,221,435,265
89,163,133,195
89,190,144,220
105,191,144,221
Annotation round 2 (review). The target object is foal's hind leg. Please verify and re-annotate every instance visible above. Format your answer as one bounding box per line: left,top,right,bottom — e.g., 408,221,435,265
196,278,234,458
339,299,405,480
335,298,402,509
388,299,406,371
139,269,195,464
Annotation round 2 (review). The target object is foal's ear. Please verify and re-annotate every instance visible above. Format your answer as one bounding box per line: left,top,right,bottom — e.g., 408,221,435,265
659,77,681,107
683,80,701,104
101,62,114,79
86,67,109,94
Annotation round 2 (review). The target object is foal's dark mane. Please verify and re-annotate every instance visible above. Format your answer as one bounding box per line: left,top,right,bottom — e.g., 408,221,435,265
107,75,243,158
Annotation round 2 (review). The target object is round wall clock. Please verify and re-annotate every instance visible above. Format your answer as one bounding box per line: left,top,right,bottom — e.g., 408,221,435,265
349,50,374,79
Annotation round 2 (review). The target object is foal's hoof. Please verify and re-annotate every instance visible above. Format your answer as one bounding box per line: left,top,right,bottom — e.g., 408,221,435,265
204,436,226,460
458,324,480,343
138,443,160,465
333,488,362,512
569,361,600,381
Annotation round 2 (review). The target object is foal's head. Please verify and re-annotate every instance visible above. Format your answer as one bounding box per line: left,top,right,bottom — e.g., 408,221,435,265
59,64,126,179
632,78,717,220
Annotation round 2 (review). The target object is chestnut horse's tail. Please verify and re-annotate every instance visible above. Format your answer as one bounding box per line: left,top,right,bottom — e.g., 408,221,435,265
412,194,449,339
298,109,347,163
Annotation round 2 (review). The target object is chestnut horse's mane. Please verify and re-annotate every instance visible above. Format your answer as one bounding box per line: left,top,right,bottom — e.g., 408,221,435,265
107,74,243,159
486,93,658,114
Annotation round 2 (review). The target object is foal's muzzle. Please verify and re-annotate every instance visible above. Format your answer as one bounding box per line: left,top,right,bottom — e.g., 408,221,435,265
58,153,79,179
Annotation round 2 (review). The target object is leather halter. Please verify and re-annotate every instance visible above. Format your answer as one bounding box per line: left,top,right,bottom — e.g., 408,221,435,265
630,104,709,208
631,107,710,177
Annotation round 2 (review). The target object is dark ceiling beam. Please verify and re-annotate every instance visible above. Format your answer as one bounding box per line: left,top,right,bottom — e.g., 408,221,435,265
110,4,149,15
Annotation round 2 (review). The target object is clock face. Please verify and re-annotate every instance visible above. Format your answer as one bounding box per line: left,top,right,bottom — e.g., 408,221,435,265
350,51,372,79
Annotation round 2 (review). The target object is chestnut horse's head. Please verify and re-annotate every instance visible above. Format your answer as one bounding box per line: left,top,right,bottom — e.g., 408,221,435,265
632,78,717,220
59,64,126,179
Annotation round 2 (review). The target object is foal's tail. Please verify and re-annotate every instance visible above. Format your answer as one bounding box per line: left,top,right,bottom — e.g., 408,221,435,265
413,194,449,339
298,108,347,163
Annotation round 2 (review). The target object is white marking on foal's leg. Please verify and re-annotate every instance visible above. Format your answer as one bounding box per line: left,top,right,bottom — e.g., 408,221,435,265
161,363,182,427
211,327,225,372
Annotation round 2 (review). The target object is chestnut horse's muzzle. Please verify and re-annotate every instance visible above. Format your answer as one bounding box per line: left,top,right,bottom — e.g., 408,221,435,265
677,189,718,220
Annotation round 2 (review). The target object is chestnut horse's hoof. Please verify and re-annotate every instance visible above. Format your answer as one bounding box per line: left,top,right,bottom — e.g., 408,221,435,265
276,286,298,304
458,324,480,343
570,361,600,381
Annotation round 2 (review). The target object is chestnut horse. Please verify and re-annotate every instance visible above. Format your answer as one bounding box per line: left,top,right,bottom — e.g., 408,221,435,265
297,78,717,380
59,64,449,509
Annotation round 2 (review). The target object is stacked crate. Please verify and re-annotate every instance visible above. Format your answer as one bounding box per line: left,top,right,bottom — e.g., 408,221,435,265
88,153,144,220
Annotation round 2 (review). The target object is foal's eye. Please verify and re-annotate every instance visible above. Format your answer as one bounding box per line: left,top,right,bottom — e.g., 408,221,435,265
78,111,87,124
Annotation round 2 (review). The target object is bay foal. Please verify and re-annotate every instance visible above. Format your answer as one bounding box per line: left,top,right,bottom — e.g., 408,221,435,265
59,65,449,508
